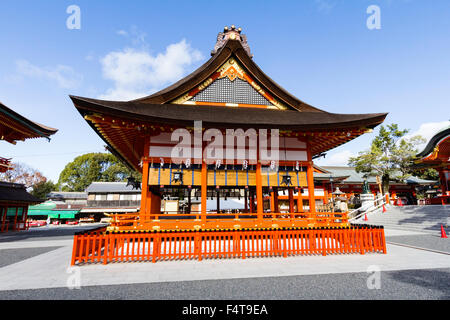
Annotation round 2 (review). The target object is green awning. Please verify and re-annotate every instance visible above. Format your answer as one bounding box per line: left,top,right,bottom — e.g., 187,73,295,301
28,210,79,219
29,201,57,211
27,209,59,218
28,201,80,219
28,209,54,216
58,211,79,219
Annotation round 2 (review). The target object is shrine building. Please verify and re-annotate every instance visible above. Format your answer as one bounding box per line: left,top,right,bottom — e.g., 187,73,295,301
0,101,58,232
414,125,450,205
70,26,388,264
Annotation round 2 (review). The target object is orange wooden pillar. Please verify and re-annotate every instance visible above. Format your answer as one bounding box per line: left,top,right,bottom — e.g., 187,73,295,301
140,140,151,223
270,189,275,213
288,188,295,216
256,162,263,222
249,192,254,213
274,187,279,213
201,159,207,224
306,143,316,214
244,188,248,213
297,190,304,213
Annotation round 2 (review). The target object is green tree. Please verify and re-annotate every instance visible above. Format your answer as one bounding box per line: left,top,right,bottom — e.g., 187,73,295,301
410,167,439,181
57,153,141,192
348,124,425,194
0,162,47,188
31,180,56,200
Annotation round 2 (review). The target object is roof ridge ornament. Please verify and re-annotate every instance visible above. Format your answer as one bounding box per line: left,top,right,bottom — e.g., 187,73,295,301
211,25,253,58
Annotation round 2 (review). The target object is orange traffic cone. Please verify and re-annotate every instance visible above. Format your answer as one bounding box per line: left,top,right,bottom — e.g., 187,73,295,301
441,225,448,238
364,214,368,221
382,204,387,213
397,198,403,207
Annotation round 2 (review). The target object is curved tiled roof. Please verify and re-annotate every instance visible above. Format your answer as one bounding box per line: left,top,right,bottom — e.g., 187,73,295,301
416,126,450,158
0,102,58,143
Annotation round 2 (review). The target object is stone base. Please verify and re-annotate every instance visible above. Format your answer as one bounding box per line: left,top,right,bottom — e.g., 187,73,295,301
360,193,375,211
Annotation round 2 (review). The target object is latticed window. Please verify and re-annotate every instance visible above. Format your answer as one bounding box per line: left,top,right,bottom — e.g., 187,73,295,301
191,77,272,106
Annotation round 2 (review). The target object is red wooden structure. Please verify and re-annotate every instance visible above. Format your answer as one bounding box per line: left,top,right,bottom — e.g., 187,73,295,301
71,225,386,265
0,101,57,232
415,126,450,205
70,26,387,264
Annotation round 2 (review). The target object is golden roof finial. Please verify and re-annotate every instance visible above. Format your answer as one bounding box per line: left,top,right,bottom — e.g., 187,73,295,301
212,25,253,58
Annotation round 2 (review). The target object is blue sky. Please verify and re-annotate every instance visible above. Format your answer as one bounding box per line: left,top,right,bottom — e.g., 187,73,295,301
1,0,449,182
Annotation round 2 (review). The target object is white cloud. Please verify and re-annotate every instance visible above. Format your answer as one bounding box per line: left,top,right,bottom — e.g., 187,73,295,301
116,26,147,47
314,0,338,13
315,150,355,167
403,120,450,152
15,60,83,89
98,39,203,101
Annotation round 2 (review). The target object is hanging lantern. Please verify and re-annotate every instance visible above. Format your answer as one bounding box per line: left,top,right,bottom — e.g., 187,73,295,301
172,171,183,184
281,174,292,186
243,160,248,170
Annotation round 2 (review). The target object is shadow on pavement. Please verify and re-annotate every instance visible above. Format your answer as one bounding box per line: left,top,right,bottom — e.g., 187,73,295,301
387,268,450,300
0,224,107,242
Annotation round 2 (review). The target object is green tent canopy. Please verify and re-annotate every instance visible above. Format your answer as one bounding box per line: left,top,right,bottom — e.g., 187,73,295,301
57,211,79,219
28,202,79,219
27,209,59,218
29,201,57,211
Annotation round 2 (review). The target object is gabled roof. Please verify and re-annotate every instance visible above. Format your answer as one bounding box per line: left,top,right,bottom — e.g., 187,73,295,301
0,102,58,144
47,191,88,200
133,39,323,112
85,182,141,194
0,182,43,204
415,125,450,167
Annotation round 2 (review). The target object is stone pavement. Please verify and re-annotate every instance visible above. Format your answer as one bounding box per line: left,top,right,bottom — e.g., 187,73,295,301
0,228,449,292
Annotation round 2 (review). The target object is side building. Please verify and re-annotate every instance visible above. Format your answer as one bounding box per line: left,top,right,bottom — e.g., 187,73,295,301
0,101,57,232
80,182,142,222
314,166,436,206
28,191,88,225
414,125,450,205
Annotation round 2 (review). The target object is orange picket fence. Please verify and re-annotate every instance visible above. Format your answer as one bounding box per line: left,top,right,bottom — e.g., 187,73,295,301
71,225,386,265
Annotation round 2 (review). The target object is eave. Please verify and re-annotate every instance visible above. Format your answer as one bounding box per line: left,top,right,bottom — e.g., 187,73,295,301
71,95,387,172
0,102,58,143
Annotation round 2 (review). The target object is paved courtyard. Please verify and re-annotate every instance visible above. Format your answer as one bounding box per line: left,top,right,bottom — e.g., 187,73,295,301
0,225,449,299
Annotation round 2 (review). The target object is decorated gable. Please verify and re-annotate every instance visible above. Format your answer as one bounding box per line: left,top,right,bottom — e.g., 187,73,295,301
171,58,287,110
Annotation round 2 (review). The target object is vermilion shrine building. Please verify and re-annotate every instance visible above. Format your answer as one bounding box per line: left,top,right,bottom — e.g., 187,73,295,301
71,26,388,231
0,101,58,232
70,27,388,264
415,126,450,205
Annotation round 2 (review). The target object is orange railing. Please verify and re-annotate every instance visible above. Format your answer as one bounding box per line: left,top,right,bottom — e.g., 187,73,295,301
71,225,386,265
108,211,349,231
